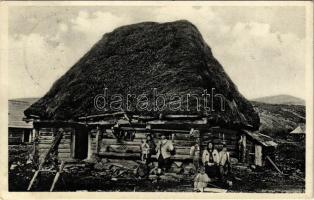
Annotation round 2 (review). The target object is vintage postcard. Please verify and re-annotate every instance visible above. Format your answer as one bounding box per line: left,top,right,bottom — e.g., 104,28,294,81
0,1,313,199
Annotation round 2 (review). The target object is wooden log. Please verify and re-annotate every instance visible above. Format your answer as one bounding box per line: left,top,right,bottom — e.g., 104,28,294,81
106,144,141,153
58,149,71,153
78,111,125,120
39,143,71,149
117,126,191,134
163,114,201,119
60,139,71,143
203,134,237,140
39,128,54,132
102,139,142,145
98,152,193,161
39,132,54,136
39,136,53,140
172,140,195,146
201,144,237,151
58,152,71,157
175,148,191,155
149,123,210,131
39,140,53,144
63,135,72,139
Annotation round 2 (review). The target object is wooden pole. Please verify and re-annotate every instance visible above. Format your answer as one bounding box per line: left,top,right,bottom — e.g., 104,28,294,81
95,126,100,154
27,130,64,191
266,156,283,174
27,170,40,191
50,161,65,192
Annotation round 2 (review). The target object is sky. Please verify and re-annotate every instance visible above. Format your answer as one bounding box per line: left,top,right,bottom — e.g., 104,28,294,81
8,5,307,100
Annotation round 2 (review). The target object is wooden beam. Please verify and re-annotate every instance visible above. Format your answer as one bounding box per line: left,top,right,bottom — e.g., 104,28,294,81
163,114,202,119
116,126,191,133
78,112,125,120
98,152,193,161
266,156,283,174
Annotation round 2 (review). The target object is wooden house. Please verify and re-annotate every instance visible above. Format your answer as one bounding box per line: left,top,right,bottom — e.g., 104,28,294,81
289,124,306,141
8,98,37,144
24,20,276,170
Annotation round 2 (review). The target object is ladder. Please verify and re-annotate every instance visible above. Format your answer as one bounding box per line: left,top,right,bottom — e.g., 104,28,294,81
27,130,64,191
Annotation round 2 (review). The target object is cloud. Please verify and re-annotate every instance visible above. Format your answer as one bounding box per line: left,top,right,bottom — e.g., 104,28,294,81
8,6,306,100
8,33,76,98
70,10,133,48
211,22,305,99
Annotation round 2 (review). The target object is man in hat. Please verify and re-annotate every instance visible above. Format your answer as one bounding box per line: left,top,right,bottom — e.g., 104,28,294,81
155,133,175,172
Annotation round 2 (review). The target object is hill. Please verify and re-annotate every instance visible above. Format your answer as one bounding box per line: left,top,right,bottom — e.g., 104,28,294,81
252,95,305,106
252,101,305,138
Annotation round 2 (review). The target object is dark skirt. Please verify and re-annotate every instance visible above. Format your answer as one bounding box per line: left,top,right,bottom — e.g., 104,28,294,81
158,155,171,171
205,164,219,178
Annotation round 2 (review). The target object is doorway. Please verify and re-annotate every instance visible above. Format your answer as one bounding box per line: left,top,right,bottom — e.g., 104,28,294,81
73,126,88,159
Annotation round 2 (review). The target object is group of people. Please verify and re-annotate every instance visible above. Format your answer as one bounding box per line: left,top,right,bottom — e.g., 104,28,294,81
191,142,232,192
140,133,175,173
140,133,232,191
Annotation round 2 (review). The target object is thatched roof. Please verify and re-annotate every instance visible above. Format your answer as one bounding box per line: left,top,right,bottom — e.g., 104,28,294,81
24,20,260,129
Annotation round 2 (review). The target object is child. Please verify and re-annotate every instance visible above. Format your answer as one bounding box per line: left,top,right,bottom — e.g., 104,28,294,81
194,166,211,192
190,141,200,172
141,138,150,162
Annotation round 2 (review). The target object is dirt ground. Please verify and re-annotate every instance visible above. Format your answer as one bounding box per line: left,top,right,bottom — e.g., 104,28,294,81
8,142,305,192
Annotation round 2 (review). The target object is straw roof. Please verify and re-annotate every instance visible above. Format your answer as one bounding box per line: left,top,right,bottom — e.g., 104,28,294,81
24,20,260,129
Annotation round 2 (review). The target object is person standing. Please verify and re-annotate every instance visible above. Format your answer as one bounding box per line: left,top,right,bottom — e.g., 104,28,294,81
155,133,174,172
140,134,156,164
190,141,201,172
218,144,231,182
202,142,220,178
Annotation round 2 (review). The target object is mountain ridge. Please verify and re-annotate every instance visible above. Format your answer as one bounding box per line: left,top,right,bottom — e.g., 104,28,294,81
252,94,305,106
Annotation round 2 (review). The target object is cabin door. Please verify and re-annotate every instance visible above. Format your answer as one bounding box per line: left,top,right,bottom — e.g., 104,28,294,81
74,126,88,159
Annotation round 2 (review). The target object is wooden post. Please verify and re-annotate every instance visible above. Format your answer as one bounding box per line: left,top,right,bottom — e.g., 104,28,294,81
255,145,262,166
27,170,40,191
33,129,39,165
95,126,101,154
71,129,76,158
22,130,25,143
241,135,247,163
50,161,65,192
87,131,92,159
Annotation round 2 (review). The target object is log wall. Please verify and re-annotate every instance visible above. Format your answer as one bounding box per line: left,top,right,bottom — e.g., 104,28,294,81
98,126,240,161
34,120,245,166
36,127,74,161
